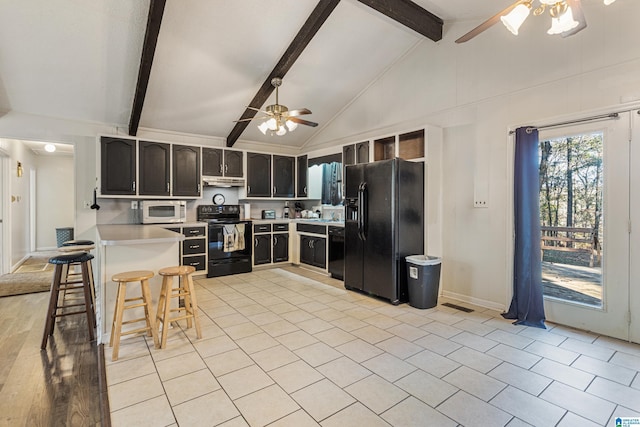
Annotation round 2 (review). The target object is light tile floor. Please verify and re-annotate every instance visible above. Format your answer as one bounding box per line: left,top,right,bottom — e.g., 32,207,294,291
106,267,640,427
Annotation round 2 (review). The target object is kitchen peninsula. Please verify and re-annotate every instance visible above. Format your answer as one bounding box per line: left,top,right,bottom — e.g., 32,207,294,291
96,224,184,343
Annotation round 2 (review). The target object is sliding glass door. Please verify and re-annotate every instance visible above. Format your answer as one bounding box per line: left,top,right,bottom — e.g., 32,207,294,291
540,111,634,342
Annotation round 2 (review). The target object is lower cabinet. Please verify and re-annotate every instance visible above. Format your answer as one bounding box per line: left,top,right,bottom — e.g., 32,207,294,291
167,225,208,273
300,235,326,269
253,223,290,266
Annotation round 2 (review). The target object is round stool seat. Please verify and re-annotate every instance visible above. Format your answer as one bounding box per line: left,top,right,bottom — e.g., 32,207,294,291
112,270,154,283
49,252,94,265
62,239,95,246
159,265,196,276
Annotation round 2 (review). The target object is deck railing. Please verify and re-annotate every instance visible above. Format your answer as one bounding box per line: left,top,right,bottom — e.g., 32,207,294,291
540,226,601,267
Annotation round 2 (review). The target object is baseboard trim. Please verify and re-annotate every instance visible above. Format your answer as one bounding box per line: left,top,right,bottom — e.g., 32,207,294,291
441,290,505,312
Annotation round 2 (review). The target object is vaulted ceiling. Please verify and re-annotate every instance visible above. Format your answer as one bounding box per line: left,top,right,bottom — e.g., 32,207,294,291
0,1,527,149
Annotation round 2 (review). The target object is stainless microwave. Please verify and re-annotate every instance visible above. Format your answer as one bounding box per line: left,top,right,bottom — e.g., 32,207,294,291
141,200,187,224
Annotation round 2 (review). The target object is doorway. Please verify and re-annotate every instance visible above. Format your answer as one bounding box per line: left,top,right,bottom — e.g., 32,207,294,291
540,111,636,342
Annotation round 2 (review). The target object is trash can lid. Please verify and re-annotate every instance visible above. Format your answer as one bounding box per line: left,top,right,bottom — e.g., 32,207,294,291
406,255,441,266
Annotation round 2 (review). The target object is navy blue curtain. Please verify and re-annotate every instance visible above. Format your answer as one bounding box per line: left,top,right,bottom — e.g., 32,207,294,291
502,127,546,329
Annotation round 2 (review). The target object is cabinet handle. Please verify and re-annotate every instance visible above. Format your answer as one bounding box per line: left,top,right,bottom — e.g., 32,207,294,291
304,186,307,195
189,245,199,249
224,164,228,173
255,238,258,247
219,164,223,174
273,236,278,247
166,182,170,193
189,229,198,234
132,181,136,192
273,186,276,195
248,185,251,193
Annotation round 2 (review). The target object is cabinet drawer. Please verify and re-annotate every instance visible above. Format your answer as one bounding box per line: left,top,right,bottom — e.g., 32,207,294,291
183,255,206,271
183,238,206,255
183,226,205,237
296,223,327,235
254,224,272,233
273,223,288,232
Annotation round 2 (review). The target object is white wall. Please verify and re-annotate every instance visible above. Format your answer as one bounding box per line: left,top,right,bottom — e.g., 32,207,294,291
306,0,640,310
34,154,74,249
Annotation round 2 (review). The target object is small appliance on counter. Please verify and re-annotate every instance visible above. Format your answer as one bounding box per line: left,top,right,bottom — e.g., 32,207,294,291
140,200,186,224
283,201,290,219
261,209,276,219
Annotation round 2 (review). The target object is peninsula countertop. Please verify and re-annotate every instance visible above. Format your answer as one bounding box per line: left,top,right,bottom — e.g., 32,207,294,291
97,224,185,246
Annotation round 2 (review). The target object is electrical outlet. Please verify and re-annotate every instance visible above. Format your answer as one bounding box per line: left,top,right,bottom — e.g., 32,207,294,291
131,201,138,209
474,200,488,208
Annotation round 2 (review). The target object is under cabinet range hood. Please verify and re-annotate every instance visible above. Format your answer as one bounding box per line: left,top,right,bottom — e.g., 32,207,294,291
202,176,245,187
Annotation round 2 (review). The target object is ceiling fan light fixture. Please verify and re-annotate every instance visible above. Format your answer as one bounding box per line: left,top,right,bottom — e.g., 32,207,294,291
547,6,579,34
285,120,298,132
276,125,287,136
603,0,616,4
258,121,270,135
501,3,532,35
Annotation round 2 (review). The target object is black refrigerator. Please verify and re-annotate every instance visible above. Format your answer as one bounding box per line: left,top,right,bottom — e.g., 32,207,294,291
344,158,424,304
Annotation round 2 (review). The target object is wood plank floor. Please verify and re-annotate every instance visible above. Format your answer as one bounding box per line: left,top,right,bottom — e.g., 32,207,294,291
0,291,108,426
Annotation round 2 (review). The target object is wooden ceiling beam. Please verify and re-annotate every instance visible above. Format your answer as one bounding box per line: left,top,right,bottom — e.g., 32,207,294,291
226,0,340,147
357,0,443,42
128,0,166,136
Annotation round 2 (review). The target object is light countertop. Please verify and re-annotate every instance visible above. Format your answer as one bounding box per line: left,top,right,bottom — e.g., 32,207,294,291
97,224,185,246
250,218,344,226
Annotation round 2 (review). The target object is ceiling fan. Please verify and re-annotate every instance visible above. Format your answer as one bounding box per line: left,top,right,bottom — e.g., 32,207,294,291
455,0,612,44
237,77,318,136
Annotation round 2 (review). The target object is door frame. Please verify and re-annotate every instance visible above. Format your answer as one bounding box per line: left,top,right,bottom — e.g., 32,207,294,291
506,107,637,342
0,153,9,274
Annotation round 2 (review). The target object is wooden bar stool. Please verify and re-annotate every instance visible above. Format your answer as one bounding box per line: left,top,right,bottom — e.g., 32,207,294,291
156,265,202,348
41,252,96,349
109,270,159,361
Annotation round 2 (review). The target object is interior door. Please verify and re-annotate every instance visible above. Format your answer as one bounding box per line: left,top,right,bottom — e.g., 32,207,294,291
541,112,632,341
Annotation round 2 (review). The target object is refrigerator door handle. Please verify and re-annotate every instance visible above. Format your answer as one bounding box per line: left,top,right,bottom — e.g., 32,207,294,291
361,182,368,241
357,183,364,240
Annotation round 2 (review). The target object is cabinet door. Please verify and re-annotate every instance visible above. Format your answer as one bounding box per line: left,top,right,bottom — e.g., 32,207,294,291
247,152,272,197
273,155,295,198
254,234,272,265
296,155,308,197
202,148,223,177
224,150,244,177
343,144,355,166
173,145,201,197
101,137,136,195
139,141,170,196
313,237,326,268
300,236,313,265
273,233,289,262
356,142,369,164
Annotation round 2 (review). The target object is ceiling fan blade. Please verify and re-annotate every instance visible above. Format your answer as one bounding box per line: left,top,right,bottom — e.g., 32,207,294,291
287,108,312,117
288,117,318,127
455,1,522,44
561,0,587,38
233,116,270,123
246,106,268,114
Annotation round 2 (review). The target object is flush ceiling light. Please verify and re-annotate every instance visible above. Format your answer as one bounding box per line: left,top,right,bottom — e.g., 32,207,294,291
44,143,56,153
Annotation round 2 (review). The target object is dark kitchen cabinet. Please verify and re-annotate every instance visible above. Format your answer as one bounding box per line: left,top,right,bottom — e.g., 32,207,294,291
296,155,308,197
343,145,355,166
300,235,326,269
247,152,272,197
139,141,170,196
273,233,289,263
203,148,244,178
254,234,272,265
101,137,136,195
342,141,368,167
356,141,369,163
273,155,295,198
202,148,223,176
172,145,201,197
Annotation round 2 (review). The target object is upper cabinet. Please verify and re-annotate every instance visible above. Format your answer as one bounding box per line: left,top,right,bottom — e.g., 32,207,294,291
173,145,201,197
246,153,295,198
101,137,136,195
99,137,202,199
202,148,244,178
273,155,294,198
296,155,308,198
246,152,272,197
139,141,170,196
343,141,369,166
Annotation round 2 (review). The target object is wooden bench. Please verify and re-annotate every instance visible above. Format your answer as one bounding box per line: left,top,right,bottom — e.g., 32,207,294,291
541,226,601,267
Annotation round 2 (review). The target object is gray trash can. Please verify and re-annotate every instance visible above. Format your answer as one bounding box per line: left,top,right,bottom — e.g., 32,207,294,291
55,227,74,247
406,255,441,309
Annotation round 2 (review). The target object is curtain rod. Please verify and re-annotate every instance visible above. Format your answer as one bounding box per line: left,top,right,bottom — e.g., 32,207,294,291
509,112,620,135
